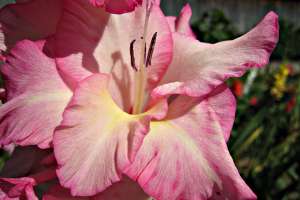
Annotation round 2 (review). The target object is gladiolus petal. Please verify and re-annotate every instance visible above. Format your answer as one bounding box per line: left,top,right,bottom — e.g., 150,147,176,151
89,0,142,14
126,85,254,200
153,12,279,99
0,177,38,200
167,4,196,38
0,40,72,148
0,0,62,52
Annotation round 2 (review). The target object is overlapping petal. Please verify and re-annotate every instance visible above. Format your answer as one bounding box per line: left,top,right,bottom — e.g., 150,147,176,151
153,12,279,99
54,74,167,196
126,85,255,200
89,0,142,14
165,84,236,142
0,177,38,200
167,4,196,38
0,0,62,53
0,40,72,148
54,0,172,111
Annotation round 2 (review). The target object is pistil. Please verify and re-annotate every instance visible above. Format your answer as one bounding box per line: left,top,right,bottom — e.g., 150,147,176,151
132,0,153,114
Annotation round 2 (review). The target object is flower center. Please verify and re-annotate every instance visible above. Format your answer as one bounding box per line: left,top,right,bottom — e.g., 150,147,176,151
130,0,157,114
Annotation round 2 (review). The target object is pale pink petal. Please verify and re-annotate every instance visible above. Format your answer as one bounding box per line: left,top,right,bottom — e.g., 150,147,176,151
166,84,236,142
44,177,149,200
166,16,176,32
53,73,167,196
153,12,278,99
175,4,196,38
166,4,195,38
126,85,255,200
0,0,62,52
0,40,72,148
54,0,172,112
0,177,38,200
89,0,142,14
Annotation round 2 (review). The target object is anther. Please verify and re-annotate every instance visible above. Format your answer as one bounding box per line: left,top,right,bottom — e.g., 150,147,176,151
130,39,138,71
146,32,157,67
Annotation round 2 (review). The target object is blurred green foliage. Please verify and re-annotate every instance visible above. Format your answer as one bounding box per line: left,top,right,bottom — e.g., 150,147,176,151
192,9,238,43
228,65,300,200
273,20,300,60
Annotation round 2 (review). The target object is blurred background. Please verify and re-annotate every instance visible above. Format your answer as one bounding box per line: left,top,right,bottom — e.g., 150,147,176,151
1,0,300,199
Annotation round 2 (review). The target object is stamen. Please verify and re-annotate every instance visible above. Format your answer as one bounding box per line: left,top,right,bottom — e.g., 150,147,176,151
146,32,157,67
144,43,147,64
130,39,137,71
133,0,154,114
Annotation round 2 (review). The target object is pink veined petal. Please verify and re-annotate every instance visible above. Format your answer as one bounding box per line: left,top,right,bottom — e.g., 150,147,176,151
89,0,142,14
126,85,256,200
0,177,38,200
0,0,62,52
53,73,168,196
54,0,172,112
43,177,149,200
167,4,196,38
0,40,72,148
166,16,176,32
152,11,279,99
165,84,236,142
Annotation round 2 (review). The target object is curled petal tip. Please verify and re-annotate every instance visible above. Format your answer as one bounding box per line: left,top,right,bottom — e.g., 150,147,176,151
182,3,192,14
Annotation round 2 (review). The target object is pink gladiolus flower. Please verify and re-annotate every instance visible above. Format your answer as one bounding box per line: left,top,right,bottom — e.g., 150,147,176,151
0,0,278,199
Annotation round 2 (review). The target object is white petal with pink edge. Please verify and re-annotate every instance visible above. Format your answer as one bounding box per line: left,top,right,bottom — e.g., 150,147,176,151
53,73,167,196
0,40,72,148
126,85,255,200
153,12,279,99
